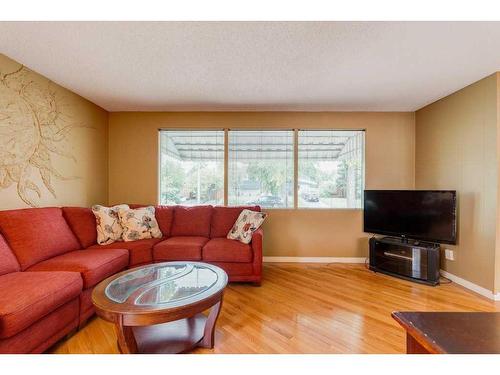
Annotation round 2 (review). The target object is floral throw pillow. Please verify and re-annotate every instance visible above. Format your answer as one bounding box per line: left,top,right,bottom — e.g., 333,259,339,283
227,209,267,244
92,204,130,245
118,206,163,242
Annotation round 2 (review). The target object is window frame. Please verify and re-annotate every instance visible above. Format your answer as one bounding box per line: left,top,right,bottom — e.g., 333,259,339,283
296,129,366,211
227,128,295,210
158,128,366,210
157,128,225,206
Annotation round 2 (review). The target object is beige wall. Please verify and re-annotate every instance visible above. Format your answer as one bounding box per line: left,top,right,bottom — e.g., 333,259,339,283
0,54,108,209
109,112,415,257
3,50,500,293
416,74,499,292
496,73,500,294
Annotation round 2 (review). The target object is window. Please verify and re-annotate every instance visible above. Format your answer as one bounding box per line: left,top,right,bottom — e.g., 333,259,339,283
228,130,294,208
159,130,224,205
159,129,365,209
298,130,364,209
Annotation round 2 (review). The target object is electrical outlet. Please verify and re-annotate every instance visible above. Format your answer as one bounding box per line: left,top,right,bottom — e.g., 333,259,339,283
444,249,455,261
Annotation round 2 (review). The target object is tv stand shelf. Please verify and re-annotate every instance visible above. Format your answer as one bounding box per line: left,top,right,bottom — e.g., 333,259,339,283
369,236,440,286
379,236,439,249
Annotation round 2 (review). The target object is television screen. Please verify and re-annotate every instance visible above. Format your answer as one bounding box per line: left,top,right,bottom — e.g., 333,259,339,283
363,190,457,244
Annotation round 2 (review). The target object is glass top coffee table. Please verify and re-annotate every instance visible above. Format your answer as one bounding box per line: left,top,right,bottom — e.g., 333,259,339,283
92,262,228,354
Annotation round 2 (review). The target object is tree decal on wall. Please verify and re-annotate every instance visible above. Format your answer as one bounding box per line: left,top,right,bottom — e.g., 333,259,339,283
0,64,85,207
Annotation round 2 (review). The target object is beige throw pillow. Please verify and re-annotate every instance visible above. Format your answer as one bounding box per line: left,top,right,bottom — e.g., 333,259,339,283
92,204,130,245
118,206,163,242
227,209,267,244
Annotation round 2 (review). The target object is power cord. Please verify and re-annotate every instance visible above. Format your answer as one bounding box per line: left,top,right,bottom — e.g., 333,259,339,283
364,257,370,270
439,273,452,284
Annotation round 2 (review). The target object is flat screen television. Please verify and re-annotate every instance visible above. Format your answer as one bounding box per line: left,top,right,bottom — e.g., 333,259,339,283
363,190,457,244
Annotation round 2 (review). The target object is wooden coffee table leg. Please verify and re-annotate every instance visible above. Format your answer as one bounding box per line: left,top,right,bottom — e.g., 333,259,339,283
200,298,223,349
115,318,138,354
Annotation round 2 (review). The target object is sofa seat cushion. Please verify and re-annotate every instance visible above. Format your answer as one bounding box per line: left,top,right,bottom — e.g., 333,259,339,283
153,236,208,261
27,249,129,289
87,238,162,266
170,206,213,237
0,207,81,270
0,271,82,339
62,207,97,248
0,299,79,354
0,234,20,276
202,238,253,263
210,206,261,238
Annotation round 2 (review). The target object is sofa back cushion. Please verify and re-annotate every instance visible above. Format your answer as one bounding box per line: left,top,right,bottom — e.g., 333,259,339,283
155,205,174,237
170,205,213,237
0,234,20,276
210,206,261,238
128,204,147,209
0,208,81,270
62,207,97,248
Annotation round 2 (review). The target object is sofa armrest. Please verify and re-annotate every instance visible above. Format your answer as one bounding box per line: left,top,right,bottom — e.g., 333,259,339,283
251,228,263,277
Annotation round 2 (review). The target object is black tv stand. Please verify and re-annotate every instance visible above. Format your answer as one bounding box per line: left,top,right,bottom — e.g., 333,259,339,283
369,236,440,286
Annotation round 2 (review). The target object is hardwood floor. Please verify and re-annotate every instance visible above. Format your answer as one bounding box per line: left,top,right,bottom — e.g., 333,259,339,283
50,263,500,354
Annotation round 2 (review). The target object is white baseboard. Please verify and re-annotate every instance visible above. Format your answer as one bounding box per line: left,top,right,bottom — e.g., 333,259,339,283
263,256,366,264
440,270,500,301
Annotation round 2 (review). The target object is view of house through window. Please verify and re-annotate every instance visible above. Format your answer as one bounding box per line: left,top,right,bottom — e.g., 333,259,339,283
228,130,294,208
159,129,364,209
298,130,364,208
159,130,224,205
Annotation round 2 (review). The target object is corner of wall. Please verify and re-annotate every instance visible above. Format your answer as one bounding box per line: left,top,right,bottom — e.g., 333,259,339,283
105,110,110,206
411,111,417,189
495,72,500,294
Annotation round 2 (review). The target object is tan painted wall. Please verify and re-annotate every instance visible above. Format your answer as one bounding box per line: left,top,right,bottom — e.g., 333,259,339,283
3,51,500,292
109,112,415,257
496,73,500,294
416,74,499,292
0,54,108,209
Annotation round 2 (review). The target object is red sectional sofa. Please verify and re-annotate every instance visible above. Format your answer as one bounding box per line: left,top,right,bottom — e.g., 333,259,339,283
0,204,263,353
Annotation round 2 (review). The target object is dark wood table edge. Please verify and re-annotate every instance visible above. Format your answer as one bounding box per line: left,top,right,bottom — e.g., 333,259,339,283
391,311,445,354
93,288,225,326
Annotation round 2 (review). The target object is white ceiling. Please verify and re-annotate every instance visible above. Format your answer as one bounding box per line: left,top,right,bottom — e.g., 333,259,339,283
1,21,500,112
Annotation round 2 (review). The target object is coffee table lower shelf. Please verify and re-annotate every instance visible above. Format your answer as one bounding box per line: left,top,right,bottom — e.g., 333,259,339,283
92,262,227,354
118,314,210,354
